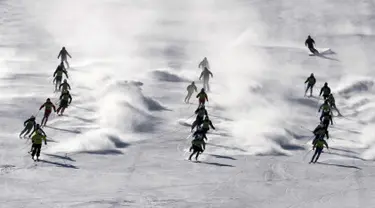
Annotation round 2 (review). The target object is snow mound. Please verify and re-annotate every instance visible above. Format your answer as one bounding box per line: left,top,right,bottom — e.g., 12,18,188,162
337,78,374,97
98,81,166,133
151,70,189,82
46,128,130,154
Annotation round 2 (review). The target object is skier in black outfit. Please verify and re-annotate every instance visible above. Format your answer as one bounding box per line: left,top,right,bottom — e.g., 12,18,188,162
305,35,319,54
310,138,329,163
321,113,333,129
191,105,208,131
188,129,208,161
312,123,329,145
19,115,36,137
319,82,331,100
304,73,316,97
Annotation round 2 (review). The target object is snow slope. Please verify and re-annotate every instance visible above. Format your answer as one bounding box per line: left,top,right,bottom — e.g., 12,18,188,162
1,0,375,207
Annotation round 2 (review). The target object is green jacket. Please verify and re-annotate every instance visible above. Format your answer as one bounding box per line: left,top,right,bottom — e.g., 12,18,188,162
31,131,47,145
314,139,328,149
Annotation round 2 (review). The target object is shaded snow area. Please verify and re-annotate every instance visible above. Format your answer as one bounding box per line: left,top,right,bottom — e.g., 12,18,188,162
2,0,375,207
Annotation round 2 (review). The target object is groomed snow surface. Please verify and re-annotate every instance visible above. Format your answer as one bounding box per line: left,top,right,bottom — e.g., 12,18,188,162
1,0,375,207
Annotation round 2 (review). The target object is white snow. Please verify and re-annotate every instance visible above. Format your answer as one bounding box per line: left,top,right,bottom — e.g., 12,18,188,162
1,0,375,207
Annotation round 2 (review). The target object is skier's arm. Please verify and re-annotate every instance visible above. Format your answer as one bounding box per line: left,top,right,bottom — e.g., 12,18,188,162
69,95,72,104
57,51,61,59
319,88,323,96
198,61,202,68
194,86,197,92
330,116,333,125
59,94,63,100
326,131,329,140
52,104,57,112
68,84,71,90
24,118,31,126
199,72,203,80
324,140,328,149
204,110,208,116
205,94,208,101
63,70,69,78
196,93,200,98
210,121,216,130
67,51,72,58
209,71,213,77
318,104,322,112
53,70,57,77
204,135,208,141
43,136,47,145
59,83,63,90
39,104,45,110
304,78,309,84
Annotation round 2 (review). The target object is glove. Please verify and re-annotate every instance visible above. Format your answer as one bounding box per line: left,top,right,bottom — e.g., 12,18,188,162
45,142,47,145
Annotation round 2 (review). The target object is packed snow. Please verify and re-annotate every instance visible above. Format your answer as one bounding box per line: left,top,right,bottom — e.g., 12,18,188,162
1,0,375,207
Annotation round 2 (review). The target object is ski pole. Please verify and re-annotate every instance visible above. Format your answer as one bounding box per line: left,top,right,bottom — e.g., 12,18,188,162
303,149,312,161
35,109,41,117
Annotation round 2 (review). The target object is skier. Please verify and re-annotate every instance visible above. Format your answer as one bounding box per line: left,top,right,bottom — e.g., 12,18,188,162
191,105,208,131
57,91,72,116
199,67,213,91
59,79,71,94
188,129,208,161
201,116,216,134
198,57,210,70
185,81,197,103
305,35,319,54
39,98,57,126
310,138,329,164
29,124,47,161
321,113,333,129
318,100,331,121
53,62,69,91
312,123,329,145
196,88,208,107
304,73,316,97
319,82,331,100
57,46,72,68
327,93,342,116
19,115,36,138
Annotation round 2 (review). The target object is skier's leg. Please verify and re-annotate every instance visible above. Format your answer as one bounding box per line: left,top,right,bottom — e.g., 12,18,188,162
25,127,32,136
57,107,61,114
31,144,37,157
36,145,41,159
61,107,66,115
65,60,70,68
189,150,196,160
195,151,201,160
310,149,318,163
305,85,309,95
44,116,49,126
19,128,27,137
41,117,46,126
314,148,323,163
310,85,313,96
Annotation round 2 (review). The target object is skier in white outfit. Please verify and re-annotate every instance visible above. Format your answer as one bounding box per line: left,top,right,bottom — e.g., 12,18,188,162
185,81,198,103
199,67,213,91
198,57,210,70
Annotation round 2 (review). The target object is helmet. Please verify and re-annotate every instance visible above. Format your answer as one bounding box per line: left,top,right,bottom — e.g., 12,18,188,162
324,100,328,104
310,73,314,76
201,88,205,92
204,116,209,120
308,35,311,38
46,98,50,102
62,46,65,50
324,82,328,86
31,115,35,118
192,81,195,84
36,124,40,128
64,79,67,83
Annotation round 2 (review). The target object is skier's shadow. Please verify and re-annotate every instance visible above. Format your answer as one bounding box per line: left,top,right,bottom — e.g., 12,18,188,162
198,161,235,167
314,52,340,61
316,162,361,170
39,159,78,169
44,153,76,162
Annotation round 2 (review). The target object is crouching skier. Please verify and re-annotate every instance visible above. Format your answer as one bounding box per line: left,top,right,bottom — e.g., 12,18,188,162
319,82,331,100
201,116,215,134
191,105,208,131
327,93,342,116
40,98,57,126
185,81,197,103
196,88,208,107
57,91,72,116
188,129,208,161
310,138,329,164
319,100,331,121
304,73,316,97
312,123,329,145
29,124,47,161
19,115,36,138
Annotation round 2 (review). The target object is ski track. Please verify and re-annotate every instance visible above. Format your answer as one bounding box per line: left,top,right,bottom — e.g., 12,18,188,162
1,0,375,207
